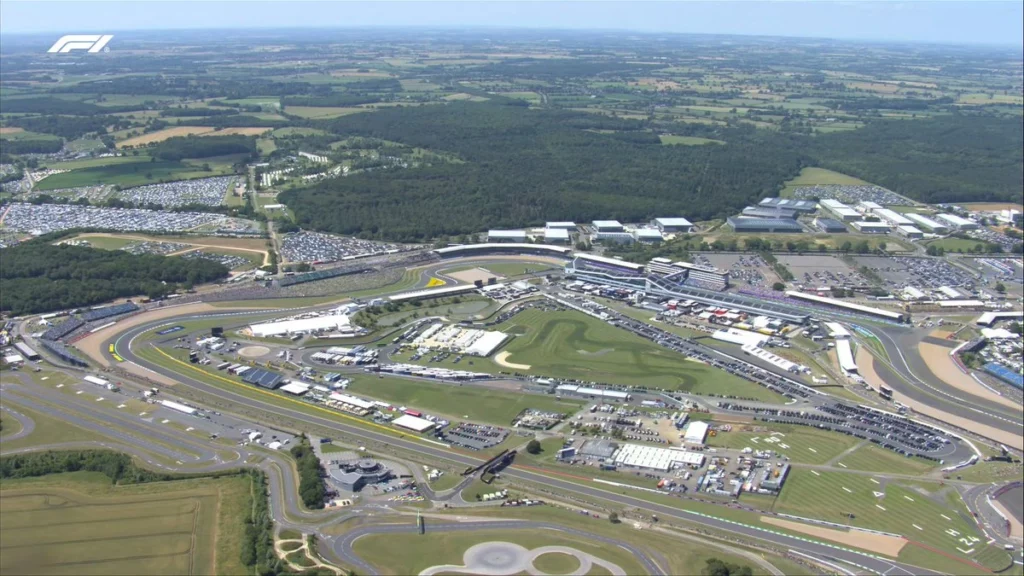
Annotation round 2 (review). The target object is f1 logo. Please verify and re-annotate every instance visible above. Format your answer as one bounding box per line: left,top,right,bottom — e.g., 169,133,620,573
48,35,114,53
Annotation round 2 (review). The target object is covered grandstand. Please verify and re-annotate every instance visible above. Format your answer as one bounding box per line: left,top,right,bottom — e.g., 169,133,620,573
434,243,571,259
785,291,907,323
241,368,285,389
566,252,647,289
279,264,371,287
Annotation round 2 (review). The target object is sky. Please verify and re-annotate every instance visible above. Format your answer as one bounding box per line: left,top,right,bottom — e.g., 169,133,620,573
1,1,1022,47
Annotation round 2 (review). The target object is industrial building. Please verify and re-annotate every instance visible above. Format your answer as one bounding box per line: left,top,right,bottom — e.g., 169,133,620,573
855,201,882,214
873,208,913,227
820,199,860,222
652,217,695,233
392,414,436,433
13,342,39,361
976,310,1024,327
813,217,847,233
935,213,978,231
896,225,924,239
904,213,949,234
672,261,730,289
850,221,892,234
592,220,624,233
555,383,631,401
543,228,570,244
741,206,798,220
633,228,664,243
759,198,818,212
683,421,709,445
545,221,577,230
903,286,926,300
727,217,803,233
488,229,528,243
997,210,1023,225
249,313,352,338
592,231,635,244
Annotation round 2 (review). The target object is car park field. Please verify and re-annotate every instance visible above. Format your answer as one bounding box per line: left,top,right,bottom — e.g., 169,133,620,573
0,471,250,576
706,423,861,465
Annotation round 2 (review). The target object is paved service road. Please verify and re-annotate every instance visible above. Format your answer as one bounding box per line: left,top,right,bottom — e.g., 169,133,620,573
0,404,35,441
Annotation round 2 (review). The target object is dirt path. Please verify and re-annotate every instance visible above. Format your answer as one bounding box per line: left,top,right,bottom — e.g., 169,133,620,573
918,341,1020,411
856,347,1024,450
760,517,907,557
494,351,531,370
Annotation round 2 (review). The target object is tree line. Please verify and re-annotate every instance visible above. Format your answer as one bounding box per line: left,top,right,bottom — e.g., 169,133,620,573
0,242,229,315
289,436,327,510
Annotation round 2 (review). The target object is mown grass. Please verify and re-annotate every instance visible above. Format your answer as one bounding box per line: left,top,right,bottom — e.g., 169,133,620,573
705,423,861,465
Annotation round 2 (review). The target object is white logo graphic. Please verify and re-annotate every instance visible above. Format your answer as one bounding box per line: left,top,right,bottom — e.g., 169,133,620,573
48,35,114,53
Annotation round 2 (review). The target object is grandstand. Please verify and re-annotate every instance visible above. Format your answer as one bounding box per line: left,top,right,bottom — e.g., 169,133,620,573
567,253,647,289
433,243,572,259
278,265,371,287
41,318,85,341
983,363,1023,390
241,368,285,389
40,340,88,367
82,302,139,322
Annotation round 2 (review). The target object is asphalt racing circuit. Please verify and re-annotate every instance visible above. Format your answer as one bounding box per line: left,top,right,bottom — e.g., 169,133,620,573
4,250,1021,575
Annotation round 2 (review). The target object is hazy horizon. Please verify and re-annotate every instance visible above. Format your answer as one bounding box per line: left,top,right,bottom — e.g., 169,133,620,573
1,1,1022,47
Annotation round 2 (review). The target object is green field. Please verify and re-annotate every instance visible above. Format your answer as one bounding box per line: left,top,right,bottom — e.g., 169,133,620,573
659,135,725,146
924,237,1000,253
33,160,237,191
41,155,152,171
479,261,558,277
706,424,861,465
774,469,981,555
486,309,783,400
0,471,251,576
351,526,648,576
836,443,940,474
781,167,873,196
347,375,583,425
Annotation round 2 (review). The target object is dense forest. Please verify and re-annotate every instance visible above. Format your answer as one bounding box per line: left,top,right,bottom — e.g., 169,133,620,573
289,436,326,510
812,115,1023,204
280,102,805,240
150,135,257,160
0,242,228,315
0,449,239,484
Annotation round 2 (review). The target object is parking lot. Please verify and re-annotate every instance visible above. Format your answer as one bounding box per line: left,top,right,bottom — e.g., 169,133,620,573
777,254,869,287
853,255,977,289
439,422,509,450
2,202,223,234
699,253,775,288
113,176,235,208
791,185,912,206
280,231,402,263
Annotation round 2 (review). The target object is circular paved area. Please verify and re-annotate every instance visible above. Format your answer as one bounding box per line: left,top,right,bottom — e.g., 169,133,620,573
419,542,625,576
238,345,271,358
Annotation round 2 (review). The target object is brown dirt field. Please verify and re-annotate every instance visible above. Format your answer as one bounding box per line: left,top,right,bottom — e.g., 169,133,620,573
761,517,907,556
0,127,26,134
448,268,500,284
199,127,273,137
918,342,1020,411
956,202,1024,212
494,351,531,370
73,233,270,266
117,126,214,148
856,347,1024,450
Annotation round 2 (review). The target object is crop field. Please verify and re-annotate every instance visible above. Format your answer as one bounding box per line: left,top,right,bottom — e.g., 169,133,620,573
41,155,153,171
346,375,583,425
773,469,982,556
488,309,781,400
351,527,648,576
283,106,372,119
0,471,250,576
658,135,725,146
33,160,235,191
116,126,215,147
706,424,861,465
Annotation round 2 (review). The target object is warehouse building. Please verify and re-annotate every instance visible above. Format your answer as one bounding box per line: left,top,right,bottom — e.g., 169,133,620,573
544,228,570,244
897,225,924,239
759,198,818,213
727,217,803,233
855,201,882,214
555,383,631,402
593,231,634,244
873,208,913,227
592,220,624,233
546,221,577,230
813,217,847,233
613,443,705,472
652,217,694,233
935,213,978,231
820,199,860,222
904,213,949,234
851,221,891,234
392,414,436,433
633,228,664,243
13,342,39,361
741,206,798,220
488,229,528,243
683,421,710,445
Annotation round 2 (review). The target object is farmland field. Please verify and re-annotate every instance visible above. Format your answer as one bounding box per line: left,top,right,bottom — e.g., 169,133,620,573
483,309,783,400
0,471,251,576
116,126,215,148
33,160,237,191
41,155,152,171
346,375,583,425
283,106,372,119
659,135,725,146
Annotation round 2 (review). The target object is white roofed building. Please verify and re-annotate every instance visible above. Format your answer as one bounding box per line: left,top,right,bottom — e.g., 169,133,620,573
652,217,694,233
